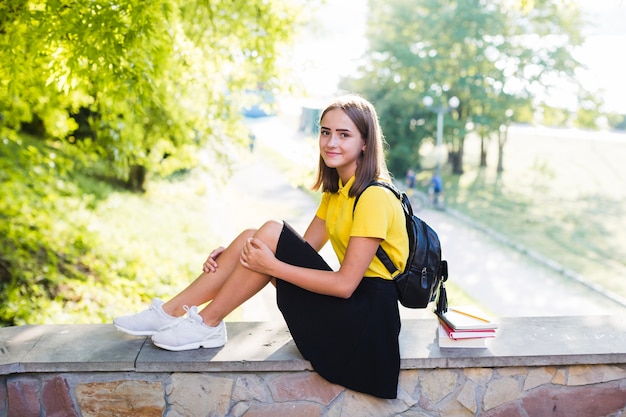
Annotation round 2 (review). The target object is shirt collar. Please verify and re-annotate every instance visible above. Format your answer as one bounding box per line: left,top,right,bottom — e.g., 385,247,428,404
338,176,356,198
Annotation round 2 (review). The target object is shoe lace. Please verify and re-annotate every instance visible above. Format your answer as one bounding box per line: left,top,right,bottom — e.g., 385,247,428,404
178,305,203,329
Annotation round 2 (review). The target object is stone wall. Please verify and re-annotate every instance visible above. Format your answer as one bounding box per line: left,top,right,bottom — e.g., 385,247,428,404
2,317,626,416
2,365,626,417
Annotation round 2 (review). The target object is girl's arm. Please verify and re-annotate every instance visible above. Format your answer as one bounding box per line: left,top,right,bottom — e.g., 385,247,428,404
302,216,329,252
243,234,381,299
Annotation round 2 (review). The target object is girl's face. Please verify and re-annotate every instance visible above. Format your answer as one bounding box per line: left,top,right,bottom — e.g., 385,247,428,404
319,109,366,183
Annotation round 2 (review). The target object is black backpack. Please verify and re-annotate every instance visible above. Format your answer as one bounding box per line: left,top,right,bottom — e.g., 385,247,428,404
354,181,448,311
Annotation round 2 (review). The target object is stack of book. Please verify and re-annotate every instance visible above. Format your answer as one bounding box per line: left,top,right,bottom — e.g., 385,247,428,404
436,306,498,348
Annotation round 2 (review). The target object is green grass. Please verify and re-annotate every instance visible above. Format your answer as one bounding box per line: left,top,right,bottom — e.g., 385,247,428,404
425,127,626,302
85,152,255,321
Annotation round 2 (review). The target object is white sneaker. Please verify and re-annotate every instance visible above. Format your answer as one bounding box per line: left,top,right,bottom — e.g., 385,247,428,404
151,306,227,351
113,298,183,336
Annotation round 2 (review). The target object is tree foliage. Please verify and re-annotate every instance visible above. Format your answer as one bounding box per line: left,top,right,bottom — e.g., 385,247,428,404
0,0,305,325
1,0,301,183
342,0,587,176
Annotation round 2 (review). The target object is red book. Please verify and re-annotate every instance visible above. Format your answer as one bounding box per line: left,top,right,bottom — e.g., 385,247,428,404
438,325,488,349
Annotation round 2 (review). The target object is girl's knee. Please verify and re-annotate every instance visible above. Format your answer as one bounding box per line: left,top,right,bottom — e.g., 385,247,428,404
255,220,284,244
236,229,257,243
258,220,283,234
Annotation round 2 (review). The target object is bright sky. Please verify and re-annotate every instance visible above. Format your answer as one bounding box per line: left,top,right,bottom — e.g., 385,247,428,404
575,0,626,113
292,0,626,114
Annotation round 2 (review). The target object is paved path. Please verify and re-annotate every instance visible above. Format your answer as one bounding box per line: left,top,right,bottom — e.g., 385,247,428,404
222,117,626,322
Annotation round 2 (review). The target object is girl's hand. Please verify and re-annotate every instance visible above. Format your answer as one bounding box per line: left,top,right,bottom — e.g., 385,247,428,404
240,237,275,275
203,247,225,273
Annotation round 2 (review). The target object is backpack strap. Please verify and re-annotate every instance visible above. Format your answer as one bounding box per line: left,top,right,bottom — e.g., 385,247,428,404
376,246,399,275
353,181,406,275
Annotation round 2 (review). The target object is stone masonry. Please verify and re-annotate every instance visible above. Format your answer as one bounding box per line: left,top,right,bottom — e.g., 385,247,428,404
2,365,626,416
1,316,626,416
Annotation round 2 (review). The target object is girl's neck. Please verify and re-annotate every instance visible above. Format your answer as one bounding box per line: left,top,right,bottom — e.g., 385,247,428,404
337,168,356,186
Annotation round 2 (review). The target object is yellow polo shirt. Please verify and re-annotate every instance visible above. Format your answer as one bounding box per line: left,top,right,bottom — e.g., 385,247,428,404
315,176,409,279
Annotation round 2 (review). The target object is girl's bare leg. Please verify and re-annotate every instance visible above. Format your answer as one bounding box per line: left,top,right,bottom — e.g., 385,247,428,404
161,229,256,317
197,220,283,327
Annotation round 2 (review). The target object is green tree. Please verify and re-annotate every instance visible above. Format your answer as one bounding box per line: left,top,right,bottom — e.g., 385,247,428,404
343,0,587,177
541,105,571,127
1,0,301,187
0,0,306,325
574,90,602,129
606,113,626,131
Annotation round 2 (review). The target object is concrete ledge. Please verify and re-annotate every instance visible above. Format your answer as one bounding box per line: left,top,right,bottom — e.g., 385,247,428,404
1,315,625,376
2,316,626,416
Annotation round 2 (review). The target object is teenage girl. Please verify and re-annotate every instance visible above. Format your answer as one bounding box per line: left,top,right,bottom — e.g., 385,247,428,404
114,95,409,399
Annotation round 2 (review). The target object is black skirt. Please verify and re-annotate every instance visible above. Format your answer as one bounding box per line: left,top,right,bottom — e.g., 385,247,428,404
275,222,401,399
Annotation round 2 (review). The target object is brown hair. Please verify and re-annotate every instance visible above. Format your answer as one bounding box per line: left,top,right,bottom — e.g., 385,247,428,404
312,95,390,197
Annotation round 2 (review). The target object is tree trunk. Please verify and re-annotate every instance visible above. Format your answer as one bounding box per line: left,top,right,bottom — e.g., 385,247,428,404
496,128,507,173
450,136,465,175
480,133,487,167
128,165,147,192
